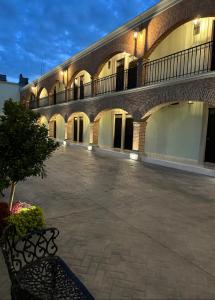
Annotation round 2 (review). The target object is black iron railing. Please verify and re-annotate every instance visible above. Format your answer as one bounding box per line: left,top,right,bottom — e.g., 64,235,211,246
68,82,92,101
53,90,66,104
39,96,49,107
143,41,214,85
95,66,138,96
29,100,38,109
29,41,214,109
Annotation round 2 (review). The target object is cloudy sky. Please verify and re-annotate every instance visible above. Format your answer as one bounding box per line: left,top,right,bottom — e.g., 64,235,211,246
0,0,159,83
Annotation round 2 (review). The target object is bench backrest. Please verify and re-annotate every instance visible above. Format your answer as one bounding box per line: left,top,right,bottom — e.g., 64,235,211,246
1,226,59,282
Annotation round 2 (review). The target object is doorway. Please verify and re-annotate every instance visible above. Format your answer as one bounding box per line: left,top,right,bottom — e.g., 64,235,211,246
79,117,84,142
116,59,125,91
73,117,78,142
80,75,84,99
73,82,78,100
114,114,122,148
205,108,215,163
127,61,137,89
124,117,133,150
211,21,215,71
53,121,57,139
53,88,56,105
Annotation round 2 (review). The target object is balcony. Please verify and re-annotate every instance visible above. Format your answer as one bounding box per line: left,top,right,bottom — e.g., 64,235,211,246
30,41,214,109
144,41,214,85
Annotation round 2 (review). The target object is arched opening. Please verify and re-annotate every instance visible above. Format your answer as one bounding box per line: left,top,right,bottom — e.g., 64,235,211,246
28,93,37,109
50,81,66,105
29,93,36,101
145,17,215,85
67,112,90,144
68,70,91,101
143,101,213,164
97,52,138,95
38,88,49,107
95,108,133,150
37,116,48,129
49,114,65,141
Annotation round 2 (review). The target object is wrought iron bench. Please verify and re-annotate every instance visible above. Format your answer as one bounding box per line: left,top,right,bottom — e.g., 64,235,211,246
1,226,95,300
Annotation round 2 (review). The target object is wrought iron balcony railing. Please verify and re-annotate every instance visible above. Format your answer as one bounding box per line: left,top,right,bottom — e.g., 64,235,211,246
29,40,214,109
68,82,92,101
143,41,214,85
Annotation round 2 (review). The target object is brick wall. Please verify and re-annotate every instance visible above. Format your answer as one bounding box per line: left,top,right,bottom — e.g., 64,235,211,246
21,0,215,102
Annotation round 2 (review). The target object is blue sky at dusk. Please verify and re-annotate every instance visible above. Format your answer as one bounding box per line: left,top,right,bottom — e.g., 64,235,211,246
0,0,159,83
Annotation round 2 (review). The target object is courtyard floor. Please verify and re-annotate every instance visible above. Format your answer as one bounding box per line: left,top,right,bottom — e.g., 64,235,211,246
1,146,215,300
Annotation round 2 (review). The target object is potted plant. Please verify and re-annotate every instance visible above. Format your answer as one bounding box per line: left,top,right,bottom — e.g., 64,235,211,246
0,99,59,236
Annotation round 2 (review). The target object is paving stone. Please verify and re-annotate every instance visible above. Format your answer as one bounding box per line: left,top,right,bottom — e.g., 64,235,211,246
1,147,215,300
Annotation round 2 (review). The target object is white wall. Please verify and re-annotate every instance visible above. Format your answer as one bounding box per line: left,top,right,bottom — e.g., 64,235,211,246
149,17,215,61
145,102,206,162
55,115,65,141
99,53,136,78
68,113,90,143
98,109,130,148
38,116,48,128
98,110,113,147
74,71,91,85
39,88,48,98
0,82,20,114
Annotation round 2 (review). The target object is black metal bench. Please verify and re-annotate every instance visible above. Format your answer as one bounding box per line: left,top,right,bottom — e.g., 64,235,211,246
1,226,95,300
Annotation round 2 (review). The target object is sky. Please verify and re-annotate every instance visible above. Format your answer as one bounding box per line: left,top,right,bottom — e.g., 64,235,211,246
0,0,159,83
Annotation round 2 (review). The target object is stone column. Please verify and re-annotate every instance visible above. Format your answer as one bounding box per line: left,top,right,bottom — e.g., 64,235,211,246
91,75,98,97
88,120,99,150
93,120,99,145
48,93,52,106
65,88,68,102
64,123,68,140
142,58,150,86
132,119,148,158
49,121,55,138
89,122,94,144
136,58,144,87
132,122,141,151
67,122,72,140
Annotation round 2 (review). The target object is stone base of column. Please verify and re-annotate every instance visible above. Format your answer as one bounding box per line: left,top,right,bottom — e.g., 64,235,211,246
87,143,98,151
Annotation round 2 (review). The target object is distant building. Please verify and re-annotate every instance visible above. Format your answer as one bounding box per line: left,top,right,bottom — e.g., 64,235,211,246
0,74,28,114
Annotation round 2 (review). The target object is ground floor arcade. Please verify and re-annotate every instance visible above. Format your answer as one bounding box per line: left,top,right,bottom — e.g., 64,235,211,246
38,101,215,171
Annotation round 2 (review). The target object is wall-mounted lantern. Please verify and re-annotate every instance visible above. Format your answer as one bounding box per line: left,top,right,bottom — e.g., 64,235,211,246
193,17,201,36
133,31,138,40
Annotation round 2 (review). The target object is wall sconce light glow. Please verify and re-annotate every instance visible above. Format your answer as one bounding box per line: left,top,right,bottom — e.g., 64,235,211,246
63,140,67,146
130,152,139,161
60,71,64,76
193,17,201,35
134,31,138,39
88,145,93,151
193,18,200,26
188,101,194,104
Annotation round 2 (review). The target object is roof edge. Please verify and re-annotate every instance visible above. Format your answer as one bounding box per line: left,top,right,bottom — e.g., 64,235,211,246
22,0,183,91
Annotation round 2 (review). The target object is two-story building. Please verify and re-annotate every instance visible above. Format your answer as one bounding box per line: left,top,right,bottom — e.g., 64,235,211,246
20,0,215,175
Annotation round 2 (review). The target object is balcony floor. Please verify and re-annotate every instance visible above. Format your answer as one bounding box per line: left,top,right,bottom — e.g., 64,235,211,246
1,146,215,299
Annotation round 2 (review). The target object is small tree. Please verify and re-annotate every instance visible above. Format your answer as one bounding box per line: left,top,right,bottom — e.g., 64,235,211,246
0,99,59,210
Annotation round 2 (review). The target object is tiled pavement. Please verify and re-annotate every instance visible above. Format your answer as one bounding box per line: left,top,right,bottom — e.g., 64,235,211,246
1,146,215,300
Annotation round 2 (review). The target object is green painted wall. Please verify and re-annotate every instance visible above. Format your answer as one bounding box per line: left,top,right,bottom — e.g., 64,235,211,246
98,110,113,147
145,102,205,162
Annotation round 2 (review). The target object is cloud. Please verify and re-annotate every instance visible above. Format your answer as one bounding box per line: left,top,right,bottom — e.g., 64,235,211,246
0,0,158,82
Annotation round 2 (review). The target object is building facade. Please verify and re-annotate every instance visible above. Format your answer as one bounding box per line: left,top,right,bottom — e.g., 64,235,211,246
0,78,20,114
20,0,215,173
0,74,28,114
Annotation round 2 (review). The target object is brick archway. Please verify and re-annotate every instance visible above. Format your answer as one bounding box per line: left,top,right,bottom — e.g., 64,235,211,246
145,0,215,56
